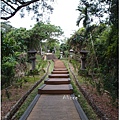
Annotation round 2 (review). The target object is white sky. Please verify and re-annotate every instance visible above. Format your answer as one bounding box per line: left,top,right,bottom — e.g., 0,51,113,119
6,0,82,39
50,0,81,38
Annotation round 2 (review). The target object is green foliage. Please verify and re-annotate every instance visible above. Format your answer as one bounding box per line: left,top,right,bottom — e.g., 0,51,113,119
2,58,17,88
26,57,47,77
103,73,118,103
67,27,85,53
1,22,13,33
76,0,112,27
1,21,62,90
69,59,81,73
27,22,63,50
110,0,118,28
2,36,19,58
36,57,47,71
5,28,28,51
68,21,118,103
54,50,60,59
78,69,88,77
64,50,69,58
60,43,68,52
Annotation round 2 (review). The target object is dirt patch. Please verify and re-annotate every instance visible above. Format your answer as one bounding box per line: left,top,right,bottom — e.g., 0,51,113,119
81,84,118,120
1,86,30,118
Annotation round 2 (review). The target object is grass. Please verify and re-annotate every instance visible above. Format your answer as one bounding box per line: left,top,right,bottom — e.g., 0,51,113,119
63,59,99,120
69,59,80,72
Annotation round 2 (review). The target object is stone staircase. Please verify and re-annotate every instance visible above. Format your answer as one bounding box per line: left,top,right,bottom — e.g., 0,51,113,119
20,59,88,120
38,60,73,94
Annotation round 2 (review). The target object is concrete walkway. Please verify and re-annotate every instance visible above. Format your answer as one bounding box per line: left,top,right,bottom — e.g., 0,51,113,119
27,95,81,120
20,60,88,120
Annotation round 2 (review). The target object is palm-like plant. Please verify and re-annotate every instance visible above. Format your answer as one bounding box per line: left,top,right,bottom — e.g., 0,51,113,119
76,1,91,28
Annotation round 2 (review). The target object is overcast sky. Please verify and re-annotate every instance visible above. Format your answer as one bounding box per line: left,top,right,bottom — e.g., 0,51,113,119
8,0,82,39
50,0,81,38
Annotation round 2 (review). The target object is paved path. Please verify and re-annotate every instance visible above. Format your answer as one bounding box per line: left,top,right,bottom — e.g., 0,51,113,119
27,95,81,120
20,59,88,120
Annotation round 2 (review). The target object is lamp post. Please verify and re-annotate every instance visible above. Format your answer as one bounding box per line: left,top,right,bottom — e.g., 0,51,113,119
80,50,89,70
28,50,37,70
69,49,74,58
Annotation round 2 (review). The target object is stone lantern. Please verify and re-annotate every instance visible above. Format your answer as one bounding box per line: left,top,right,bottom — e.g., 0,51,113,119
48,49,50,53
80,50,89,70
69,49,74,58
28,50,37,70
60,51,63,59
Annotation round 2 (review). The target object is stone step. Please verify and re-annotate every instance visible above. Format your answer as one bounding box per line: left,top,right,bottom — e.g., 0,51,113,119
38,84,73,94
54,67,66,69
49,74,69,78
53,68,68,71
44,78,71,84
51,71,69,74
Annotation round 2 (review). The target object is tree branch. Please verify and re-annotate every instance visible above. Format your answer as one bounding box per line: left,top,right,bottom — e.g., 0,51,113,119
2,0,16,10
1,0,42,20
17,0,26,4
1,8,12,14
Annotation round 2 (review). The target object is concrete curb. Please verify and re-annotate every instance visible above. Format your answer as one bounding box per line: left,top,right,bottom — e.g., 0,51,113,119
19,94,41,120
71,94,88,120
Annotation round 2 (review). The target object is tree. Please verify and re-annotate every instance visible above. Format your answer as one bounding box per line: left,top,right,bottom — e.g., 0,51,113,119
67,27,85,53
1,21,14,33
76,0,112,28
1,0,54,21
27,22,63,51
1,23,28,88
75,0,119,102
60,43,68,52
110,0,119,28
